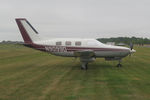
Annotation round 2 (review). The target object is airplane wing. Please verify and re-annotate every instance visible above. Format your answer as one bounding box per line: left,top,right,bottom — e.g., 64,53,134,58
74,50,95,58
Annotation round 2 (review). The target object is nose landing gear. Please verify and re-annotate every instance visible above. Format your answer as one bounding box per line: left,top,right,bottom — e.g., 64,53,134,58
117,59,122,67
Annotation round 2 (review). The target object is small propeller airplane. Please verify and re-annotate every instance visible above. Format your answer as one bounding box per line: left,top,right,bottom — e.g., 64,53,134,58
15,18,136,70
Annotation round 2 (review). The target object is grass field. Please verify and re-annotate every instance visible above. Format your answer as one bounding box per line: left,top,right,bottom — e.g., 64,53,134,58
0,44,150,100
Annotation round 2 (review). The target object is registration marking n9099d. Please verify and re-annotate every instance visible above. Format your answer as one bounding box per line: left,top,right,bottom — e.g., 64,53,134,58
45,46,67,52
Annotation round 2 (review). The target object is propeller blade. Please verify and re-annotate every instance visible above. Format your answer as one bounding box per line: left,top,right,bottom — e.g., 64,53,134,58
129,42,135,57
130,42,133,50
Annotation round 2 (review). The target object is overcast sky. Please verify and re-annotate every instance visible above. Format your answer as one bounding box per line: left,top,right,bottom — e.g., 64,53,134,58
0,0,150,41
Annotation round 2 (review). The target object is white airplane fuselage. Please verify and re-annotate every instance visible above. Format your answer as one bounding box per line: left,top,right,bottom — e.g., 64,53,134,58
34,38,130,58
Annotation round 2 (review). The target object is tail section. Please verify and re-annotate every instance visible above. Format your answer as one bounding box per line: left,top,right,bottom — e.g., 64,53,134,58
15,18,41,44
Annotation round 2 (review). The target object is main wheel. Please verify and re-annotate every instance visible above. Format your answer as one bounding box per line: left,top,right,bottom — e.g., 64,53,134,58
81,67,84,70
81,62,88,70
85,63,88,70
117,64,122,67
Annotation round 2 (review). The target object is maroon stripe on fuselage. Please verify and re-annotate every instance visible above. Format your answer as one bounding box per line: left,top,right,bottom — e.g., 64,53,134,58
26,43,129,52
16,19,33,44
66,47,128,52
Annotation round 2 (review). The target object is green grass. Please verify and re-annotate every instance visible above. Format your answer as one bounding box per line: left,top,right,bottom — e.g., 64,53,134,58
0,44,150,100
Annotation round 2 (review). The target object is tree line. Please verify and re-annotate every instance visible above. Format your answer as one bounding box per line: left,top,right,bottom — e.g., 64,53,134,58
97,37,150,45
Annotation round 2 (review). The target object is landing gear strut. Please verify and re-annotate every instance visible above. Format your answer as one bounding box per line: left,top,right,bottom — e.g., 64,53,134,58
81,62,88,70
117,59,122,67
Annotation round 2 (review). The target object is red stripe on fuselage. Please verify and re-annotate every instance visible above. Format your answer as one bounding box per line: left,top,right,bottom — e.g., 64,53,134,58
26,43,129,52
66,46,128,52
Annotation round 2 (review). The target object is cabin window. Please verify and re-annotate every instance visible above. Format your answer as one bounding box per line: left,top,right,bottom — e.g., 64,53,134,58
56,41,62,46
65,41,71,46
75,41,81,46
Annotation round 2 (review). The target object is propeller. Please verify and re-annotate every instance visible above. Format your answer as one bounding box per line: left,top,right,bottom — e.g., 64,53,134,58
130,42,133,50
129,42,135,57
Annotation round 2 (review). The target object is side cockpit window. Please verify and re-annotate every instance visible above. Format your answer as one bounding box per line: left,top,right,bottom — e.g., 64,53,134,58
65,41,71,46
75,41,81,46
87,41,98,46
56,41,62,46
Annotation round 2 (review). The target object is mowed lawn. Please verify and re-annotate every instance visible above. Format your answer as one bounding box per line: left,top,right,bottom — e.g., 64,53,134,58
0,44,150,100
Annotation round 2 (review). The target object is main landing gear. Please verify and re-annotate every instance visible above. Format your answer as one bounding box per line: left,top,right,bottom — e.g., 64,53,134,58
117,59,122,67
81,62,88,70
80,57,95,70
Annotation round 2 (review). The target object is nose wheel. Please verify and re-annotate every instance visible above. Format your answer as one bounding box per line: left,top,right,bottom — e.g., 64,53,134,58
117,59,122,67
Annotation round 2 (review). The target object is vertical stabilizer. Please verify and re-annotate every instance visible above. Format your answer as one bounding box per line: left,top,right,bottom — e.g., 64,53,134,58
15,18,41,44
